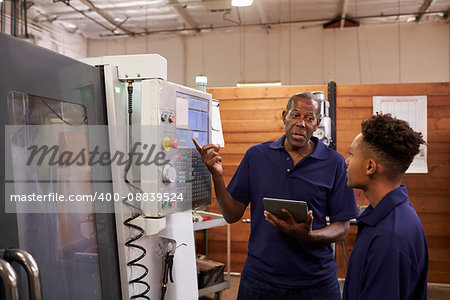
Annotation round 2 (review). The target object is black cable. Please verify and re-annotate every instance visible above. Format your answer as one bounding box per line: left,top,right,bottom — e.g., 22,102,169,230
160,287,167,300
223,10,239,25
121,80,150,299
160,253,174,300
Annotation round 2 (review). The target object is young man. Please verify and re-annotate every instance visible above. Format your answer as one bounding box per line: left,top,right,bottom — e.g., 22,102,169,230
193,92,357,300
344,113,428,299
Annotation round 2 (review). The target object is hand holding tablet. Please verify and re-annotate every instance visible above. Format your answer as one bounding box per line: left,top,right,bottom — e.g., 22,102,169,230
263,197,309,223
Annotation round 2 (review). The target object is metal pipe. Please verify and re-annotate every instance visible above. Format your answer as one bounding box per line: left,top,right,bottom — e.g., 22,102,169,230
2,0,5,33
416,0,435,22
226,224,231,286
19,0,23,36
10,0,14,36
3,249,42,300
327,81,337,151
13,0,17,36
1,1,3,33
24,0,28,38
340,0,349,29
0,259,19,300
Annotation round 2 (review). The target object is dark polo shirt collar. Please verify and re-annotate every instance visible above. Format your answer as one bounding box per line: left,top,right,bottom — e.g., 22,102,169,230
269,135,328,160
357,185,409,227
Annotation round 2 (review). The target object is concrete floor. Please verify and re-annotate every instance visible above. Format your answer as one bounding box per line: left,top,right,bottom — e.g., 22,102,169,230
201,274,450,300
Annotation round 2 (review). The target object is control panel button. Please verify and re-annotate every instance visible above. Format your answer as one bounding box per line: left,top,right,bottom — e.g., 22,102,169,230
161,114,168,122
169,199,176,207
162,165,176,183
169,115,175,123
163,136,178,151
163,136,171,151
168,138,179,149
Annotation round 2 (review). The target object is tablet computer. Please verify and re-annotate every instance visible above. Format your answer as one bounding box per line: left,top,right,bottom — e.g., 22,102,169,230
263,197,308,223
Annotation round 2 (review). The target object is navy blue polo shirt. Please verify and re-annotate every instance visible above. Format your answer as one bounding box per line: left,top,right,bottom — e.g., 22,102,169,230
227,135,358,288
343,185,428,300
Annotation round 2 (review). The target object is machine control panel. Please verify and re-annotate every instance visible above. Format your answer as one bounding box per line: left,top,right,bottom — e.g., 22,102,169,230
174,153,211,211
137,80,212,217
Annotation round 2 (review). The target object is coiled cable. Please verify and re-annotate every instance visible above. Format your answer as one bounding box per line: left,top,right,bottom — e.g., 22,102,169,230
122,80,150,299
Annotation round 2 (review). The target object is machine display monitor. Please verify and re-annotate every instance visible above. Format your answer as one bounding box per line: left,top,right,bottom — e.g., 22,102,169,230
175,91,209,148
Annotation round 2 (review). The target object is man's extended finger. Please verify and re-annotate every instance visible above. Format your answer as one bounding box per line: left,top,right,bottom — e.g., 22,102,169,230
191,137,203,153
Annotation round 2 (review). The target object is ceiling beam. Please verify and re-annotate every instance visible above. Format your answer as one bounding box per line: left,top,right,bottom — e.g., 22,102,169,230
50,2,164,16
416,0,434,22
78,0,135,35
324,17,358,29
170,0,198,29
340,0,349,29
254,0,269,24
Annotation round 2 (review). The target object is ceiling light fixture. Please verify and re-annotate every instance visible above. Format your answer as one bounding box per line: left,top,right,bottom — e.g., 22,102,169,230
231,0,253,7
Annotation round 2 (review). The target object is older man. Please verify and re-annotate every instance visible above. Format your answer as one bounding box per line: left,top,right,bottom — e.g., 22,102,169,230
194,92,357,300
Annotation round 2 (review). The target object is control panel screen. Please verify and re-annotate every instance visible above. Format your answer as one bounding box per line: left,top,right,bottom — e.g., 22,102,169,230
173,91,211,210
176,92,209,148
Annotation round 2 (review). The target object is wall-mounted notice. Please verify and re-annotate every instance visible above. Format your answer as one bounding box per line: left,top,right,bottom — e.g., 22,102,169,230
373,96,428,173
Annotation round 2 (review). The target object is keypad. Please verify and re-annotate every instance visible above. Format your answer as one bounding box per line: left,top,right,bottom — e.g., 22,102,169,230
175,151,211,210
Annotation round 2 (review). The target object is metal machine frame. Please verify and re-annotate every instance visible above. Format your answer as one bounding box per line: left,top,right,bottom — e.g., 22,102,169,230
0,33,122,300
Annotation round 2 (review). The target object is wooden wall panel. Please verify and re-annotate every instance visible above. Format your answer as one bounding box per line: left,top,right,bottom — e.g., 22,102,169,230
202,82,450,283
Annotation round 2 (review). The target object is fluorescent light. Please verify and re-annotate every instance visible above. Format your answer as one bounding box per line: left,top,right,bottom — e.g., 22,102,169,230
66,23,78,29
236,82,282,87
231,0,253,7
195,75,208,85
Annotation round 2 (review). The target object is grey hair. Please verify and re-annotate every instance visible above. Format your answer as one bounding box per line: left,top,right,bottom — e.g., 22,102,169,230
286,92,320,117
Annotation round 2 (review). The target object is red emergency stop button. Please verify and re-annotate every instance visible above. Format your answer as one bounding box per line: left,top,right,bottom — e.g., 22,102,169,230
169,138,179,149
